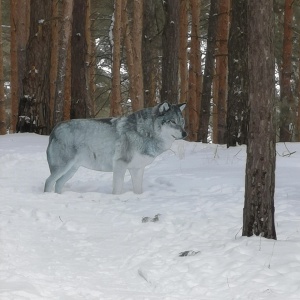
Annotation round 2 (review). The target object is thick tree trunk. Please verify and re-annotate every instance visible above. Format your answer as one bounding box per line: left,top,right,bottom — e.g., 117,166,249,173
142,0,160,108
188,0,201,142
53,0,74,126
122,0,144,112
161,0,180,104
71,0,92,119
198,1,218,143
21,0,52,135
227,0,249,147
0,0,5,135
50,0,59,128
63,43,72,121
279,0,294,142
215,0,230,144
243,0,276,240
132,0,144,111
10,0,18,133
179,0,189,105
85,0,95,117
297,4,300,142
110,0,123,117
17,0,29,102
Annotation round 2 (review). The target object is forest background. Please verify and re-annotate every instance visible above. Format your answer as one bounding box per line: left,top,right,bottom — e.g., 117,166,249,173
0,0,299,145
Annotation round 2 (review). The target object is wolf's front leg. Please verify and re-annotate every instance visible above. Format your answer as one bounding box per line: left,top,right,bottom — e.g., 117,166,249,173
129,168,145,194
112,160,127,194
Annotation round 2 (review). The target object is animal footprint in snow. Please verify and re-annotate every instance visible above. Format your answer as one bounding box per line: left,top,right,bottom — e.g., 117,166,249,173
142,214,161,223
179,250,200,257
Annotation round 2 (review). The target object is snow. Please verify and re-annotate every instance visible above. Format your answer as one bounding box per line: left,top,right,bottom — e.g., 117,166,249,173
0,133,300,299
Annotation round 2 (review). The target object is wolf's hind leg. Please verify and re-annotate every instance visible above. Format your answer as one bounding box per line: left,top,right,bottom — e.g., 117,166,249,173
55,167,78,194
44,160,76,193
44,168,63,193
129,168,144,194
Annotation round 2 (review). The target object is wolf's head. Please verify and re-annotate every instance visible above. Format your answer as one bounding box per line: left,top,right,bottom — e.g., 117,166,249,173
153,102,187,140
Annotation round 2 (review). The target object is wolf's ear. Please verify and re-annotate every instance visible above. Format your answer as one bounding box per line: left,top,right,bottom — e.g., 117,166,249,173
178,103,186,112
158,102,171,114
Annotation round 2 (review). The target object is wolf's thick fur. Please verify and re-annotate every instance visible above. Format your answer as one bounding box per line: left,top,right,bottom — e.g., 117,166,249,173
44,102,187,194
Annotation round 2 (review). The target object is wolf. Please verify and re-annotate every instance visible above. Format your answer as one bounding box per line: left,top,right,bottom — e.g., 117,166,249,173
44,102,187,194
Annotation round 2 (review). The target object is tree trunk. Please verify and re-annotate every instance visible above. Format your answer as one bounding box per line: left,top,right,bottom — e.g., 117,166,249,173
71,0,92,119
110,0,123,117
297,45,300,142
161,0,180,104
131,0,144,111
179,0,189,105
53,0,74,126
122,0,144,112
63,42,72,121
212,66,219,143
0,0,5,135
122,0,134,106
142,0,160,108
85,0,95,117
17,0,29,102
279,0,294,142
215,0,230,144
243,0,276,240
21,0,52,135
10,0,18,133
227,0,249,147
188,0,201,142
50,0,59,128
198,1,218,143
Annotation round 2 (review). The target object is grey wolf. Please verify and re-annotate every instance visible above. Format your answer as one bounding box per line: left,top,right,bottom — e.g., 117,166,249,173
44,102,187,194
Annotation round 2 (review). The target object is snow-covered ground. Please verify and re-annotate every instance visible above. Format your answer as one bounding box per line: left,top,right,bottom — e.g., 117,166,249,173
0,133,299,300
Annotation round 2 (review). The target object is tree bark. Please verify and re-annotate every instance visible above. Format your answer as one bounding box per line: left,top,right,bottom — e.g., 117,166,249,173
21,0,52,134
10,0,18,132
215,0,230,144
227,0,249,147
243,0,276,240
50,0,59,128
161,0,180,104
297,44,300,142
188,0,201,142
0,0,5,135
279,0,294,142
122,0,144,112
110,0,123,117
131,0,144,111
179,0,189,105
63,41,72,121
85,0,95,117
53,0,74,126
142,0,160,108
198,1,218,143
71,0,92,119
